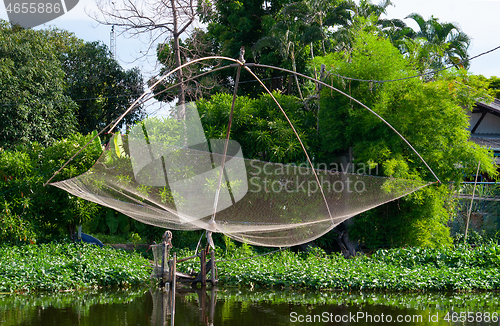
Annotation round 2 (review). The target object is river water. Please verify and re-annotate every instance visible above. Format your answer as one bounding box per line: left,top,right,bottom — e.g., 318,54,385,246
1,286,500,326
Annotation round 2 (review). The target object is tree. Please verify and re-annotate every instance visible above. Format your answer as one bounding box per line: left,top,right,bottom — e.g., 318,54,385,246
313,30,496,248
152,28,224,104
0,133,103,242
91,0,202,105
61,41,145,135
197,92,317,163
404,13,471,70
203,0,293,96
0,21,77,148
253,7,307,99
330,0,408,52
297,0,353,56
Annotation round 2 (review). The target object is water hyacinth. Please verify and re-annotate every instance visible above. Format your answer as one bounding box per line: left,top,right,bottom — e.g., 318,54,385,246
0,243,150,293
3,243,500,292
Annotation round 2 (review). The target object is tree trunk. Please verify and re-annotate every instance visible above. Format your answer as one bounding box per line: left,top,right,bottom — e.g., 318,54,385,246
171,0,186,111
333,222,357,258
291,55,303,100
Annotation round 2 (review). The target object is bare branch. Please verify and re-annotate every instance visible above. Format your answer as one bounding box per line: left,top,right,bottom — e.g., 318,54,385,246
90,0,202,104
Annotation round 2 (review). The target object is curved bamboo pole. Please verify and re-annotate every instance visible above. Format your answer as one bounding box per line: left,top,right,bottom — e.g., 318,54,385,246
250,63,441,184
45,57,440,192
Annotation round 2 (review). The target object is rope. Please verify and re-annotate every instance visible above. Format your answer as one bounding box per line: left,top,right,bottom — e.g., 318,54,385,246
43,57,240,186
242,65,334,223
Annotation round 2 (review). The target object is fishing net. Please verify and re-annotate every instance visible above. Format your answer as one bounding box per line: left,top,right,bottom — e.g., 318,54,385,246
151,244,168,279
51,102,429,247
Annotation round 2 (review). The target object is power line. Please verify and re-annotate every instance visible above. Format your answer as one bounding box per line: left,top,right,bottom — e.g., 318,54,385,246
2,45,499,113
324,45,500,84
0,92,146,108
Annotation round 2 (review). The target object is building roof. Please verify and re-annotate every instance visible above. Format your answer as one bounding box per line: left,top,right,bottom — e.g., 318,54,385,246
473,98,500,117
469,135,500,164
470,134,500,150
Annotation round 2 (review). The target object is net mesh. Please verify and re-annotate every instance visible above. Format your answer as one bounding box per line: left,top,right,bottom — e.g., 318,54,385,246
151,244,168,279
51,102,429,247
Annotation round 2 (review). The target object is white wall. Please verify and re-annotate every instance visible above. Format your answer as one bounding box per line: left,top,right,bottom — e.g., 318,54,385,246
468,112,500,134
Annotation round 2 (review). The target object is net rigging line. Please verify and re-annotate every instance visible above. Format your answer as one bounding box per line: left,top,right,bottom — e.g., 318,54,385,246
45,56,441,188
9,44,499,110
47,57,433,246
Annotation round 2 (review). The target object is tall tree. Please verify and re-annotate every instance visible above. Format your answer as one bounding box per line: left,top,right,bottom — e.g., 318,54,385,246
203,0,290,96
61,41,145,135
331,0,409,52
313,30,495,248
253,6,306,99
0,21,77,148
151,28,223,103
92,0,202,106
404,13,471,70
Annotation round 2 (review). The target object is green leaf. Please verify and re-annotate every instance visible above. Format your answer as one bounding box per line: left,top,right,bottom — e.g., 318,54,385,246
106,210,119,234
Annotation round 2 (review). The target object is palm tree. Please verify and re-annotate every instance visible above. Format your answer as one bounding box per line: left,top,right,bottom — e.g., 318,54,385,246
252,8,306,99
253,0,354,99
353,0,392,19
290,0,353,56
330,0,408,52
404,13,471,69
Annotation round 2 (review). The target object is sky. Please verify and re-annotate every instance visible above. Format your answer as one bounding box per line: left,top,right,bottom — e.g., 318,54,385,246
0,0,499,79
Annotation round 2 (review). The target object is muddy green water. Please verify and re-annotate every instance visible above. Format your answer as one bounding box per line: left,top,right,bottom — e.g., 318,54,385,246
1,287,500,326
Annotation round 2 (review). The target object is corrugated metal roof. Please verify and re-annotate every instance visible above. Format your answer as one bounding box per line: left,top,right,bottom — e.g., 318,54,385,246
469,99,500,135
475,98,500,114
470,135,500,150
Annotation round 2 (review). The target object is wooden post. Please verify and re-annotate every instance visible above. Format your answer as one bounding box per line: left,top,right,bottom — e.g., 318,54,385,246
209,286,216,325
201,250,206,287
161,243,167,287
171,252,177,286
210,251,216,285
171,252,176,326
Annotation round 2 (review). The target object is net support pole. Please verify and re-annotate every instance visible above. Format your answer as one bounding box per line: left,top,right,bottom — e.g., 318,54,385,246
201,250,207,287
210,251,216,285
464,161,481,243
211,48,245,222
161,243,167,288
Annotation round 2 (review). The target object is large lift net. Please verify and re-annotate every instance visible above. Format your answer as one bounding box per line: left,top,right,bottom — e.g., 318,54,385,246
51,100,429,247
49,57,437,247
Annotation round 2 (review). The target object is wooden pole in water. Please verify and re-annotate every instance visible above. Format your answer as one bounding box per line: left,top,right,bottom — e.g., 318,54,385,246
172,252,177,286
210,251,216,285
201,250,206,287
209,286,216,325
171,252,176,326
161,243,167,287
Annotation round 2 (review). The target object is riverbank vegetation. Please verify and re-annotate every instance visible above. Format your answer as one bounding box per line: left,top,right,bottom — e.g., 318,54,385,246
0,243,149,293
211,242,500,291
3,240,500,293
2,0,500,290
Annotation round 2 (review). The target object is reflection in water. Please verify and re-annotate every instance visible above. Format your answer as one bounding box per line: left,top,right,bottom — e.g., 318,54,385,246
1,287,500,325
150,286,217,326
